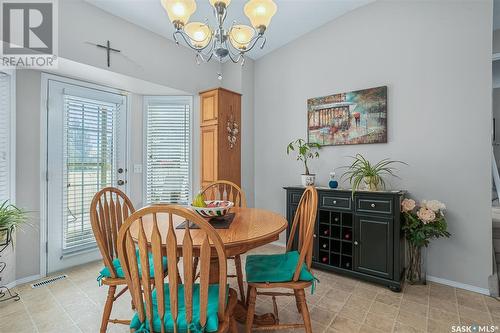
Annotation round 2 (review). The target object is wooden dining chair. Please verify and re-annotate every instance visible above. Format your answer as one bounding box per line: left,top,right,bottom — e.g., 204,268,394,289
200,180,247,303
117,205,238,333
90,187,136,332
244,186,318,333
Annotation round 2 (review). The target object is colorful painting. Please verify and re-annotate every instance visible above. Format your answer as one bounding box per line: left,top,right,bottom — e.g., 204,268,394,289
307,86,387,146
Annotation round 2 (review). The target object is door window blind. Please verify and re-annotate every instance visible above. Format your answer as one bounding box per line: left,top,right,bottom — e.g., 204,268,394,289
145,96,191,204
63,94,121,251
0,73,11,202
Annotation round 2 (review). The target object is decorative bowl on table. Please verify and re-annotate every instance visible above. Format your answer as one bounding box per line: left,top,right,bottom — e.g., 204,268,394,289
191,200,234,218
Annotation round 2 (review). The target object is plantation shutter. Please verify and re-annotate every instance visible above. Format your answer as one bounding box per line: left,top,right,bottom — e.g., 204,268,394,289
62,91,123,252
145,96,191,204
0,72,12,202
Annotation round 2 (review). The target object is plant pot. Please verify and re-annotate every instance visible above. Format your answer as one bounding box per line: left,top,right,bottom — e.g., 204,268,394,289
406,242,426,284
301,174,316,187
363,176,381,191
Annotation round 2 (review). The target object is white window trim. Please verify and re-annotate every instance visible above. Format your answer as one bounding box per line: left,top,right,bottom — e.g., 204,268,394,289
0,69,16,204
39,73,131,277
142,95,194,206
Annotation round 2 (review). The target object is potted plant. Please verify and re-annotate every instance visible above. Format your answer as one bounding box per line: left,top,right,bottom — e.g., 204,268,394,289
401,198,450,284
341,154,405,195
286,138,321,186
0,200,29,246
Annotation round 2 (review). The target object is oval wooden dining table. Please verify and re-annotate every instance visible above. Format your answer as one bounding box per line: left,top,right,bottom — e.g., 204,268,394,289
129,206,288,325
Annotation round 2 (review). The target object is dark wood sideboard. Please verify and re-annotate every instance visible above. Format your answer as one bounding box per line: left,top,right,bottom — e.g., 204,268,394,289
284,186,406,291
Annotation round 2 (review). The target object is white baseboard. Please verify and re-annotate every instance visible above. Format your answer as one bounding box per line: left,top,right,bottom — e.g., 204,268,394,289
426,275,490,295
4,274,41,289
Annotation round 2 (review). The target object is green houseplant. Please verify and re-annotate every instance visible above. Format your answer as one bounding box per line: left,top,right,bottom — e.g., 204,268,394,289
286,138,321,186
401,198,450,284
341,154,405,195
0,200,29,245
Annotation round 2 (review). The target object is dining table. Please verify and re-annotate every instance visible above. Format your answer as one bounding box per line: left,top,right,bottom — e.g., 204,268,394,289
129,206,288,325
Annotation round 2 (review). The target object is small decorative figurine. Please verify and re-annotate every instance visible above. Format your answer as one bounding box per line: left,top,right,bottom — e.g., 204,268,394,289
329,171,339,189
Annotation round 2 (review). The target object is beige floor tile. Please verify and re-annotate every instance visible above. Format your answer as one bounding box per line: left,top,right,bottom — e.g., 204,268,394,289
369,300,399,319
399,298,428,317
344,294,372,311
316,294,346,312
375,292,402,307
338,304,367,322
328,315,361,333
428,307,460,326
363,311,395,332
358,323,386,333
396,310,427,331
428,318,452,333
309,306,336,326
352,286,379,301
459,304,492,323
429,296,458,314
393,321,425,333
401,292,428,306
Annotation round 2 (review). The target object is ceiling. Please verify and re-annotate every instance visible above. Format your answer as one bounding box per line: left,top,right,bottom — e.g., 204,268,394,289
85,0,373,59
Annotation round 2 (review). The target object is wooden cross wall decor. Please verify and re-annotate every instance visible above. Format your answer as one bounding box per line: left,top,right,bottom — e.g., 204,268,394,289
96,40,121,67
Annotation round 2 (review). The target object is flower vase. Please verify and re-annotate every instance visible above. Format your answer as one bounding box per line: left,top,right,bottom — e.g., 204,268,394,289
406,242,426,284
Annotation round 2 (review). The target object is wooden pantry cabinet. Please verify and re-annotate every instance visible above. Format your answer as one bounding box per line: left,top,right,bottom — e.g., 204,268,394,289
200,88,241,188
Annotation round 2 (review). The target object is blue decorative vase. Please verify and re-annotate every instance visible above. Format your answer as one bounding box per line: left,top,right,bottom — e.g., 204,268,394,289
329,172,338,189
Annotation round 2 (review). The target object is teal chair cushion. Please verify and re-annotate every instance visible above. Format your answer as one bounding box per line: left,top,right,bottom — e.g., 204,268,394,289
130,284,226,333
99,249,167,279
245,251,317,286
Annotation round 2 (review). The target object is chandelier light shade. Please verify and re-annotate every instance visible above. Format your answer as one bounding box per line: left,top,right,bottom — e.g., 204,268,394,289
161,0,197,27
244,0,277,32
162,0,277,65
229,25,255,51
209,0,231,7
184,22,212,48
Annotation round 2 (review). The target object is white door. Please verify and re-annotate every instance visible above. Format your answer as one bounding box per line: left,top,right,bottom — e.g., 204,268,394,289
46,79,128,273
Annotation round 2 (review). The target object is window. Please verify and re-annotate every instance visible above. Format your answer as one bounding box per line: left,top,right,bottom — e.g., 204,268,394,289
144,96,192,204
63,93,123,251
0,71,14,203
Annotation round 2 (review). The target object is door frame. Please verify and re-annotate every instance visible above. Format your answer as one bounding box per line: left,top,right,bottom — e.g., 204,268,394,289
39,73,131,277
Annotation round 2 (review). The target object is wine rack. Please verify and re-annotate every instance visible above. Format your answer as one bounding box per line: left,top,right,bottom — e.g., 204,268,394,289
285,186,406,292
318,211,353,270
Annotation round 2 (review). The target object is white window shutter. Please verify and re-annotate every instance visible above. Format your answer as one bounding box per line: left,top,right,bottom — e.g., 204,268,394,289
145,96,191,205
0,73,12,203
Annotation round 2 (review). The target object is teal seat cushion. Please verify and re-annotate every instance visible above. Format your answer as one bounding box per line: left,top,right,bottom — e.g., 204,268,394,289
99,249,167,279
130,284,226,333
245,251,317,286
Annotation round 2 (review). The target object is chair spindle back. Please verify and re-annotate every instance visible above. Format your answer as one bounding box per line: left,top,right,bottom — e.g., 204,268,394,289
117,205,228,333
285,186,318,281
90,187,135,279
201,181,247,208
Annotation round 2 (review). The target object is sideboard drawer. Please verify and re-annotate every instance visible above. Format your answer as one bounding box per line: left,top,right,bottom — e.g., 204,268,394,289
356,197,393,215
289,191,304,205
320,194,352,211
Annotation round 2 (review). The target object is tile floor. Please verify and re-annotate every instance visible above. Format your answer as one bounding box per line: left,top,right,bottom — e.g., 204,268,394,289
1,244,499,332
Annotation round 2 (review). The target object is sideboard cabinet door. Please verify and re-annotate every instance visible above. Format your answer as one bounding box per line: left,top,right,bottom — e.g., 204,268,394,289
354,215,393,279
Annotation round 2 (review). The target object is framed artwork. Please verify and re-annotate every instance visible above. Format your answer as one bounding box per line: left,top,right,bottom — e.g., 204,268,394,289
307,86,387,146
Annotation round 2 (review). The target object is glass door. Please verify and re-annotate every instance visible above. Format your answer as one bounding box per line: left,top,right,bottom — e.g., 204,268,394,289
46,79,127,273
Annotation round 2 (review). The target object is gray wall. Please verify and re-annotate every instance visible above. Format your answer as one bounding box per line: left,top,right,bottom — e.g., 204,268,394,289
222,60,256,207
254,0,492,290
15,70,42,279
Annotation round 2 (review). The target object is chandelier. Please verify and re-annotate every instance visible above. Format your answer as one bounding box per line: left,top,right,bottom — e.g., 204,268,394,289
161,0,277,65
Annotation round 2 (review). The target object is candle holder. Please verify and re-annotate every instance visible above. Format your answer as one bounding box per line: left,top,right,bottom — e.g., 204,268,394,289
0,226,20,303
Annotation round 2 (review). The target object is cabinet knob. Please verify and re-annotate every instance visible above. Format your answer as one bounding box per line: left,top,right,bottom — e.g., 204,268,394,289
371,203,376,208
313,234,317,238
333,200,337,204
354,241,359,246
